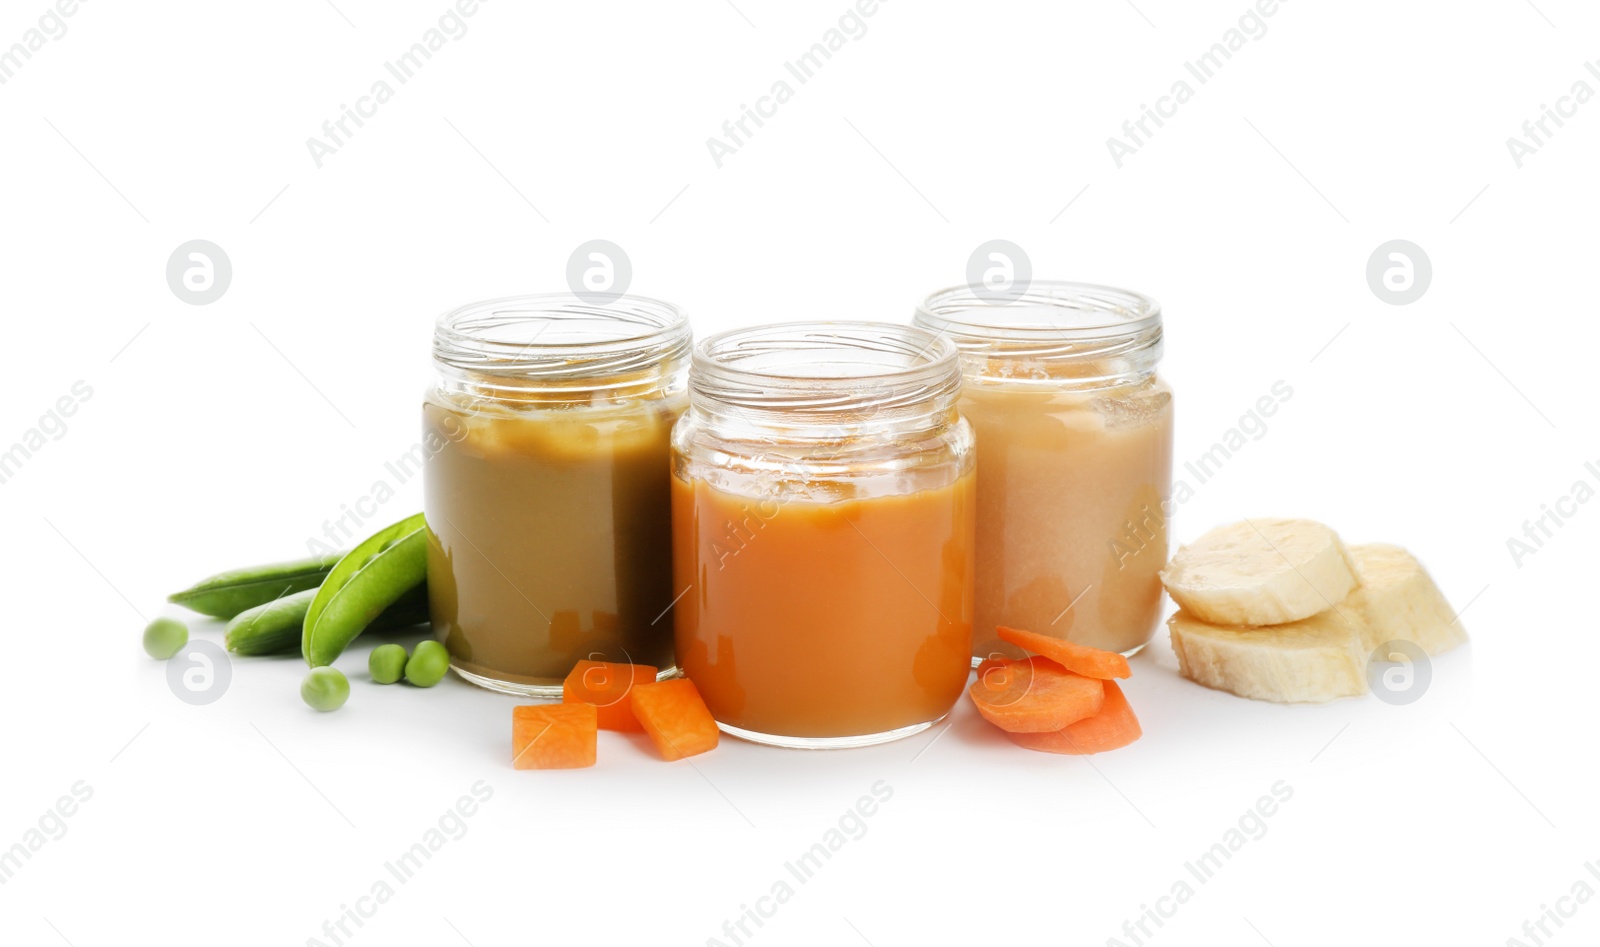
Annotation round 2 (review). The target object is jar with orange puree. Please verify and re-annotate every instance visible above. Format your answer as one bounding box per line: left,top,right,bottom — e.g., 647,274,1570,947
671,323,976,748
914,282,1174,663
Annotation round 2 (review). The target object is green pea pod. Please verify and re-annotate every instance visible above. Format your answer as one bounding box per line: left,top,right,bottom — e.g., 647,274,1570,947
370,583,431,632
303,513,429,667
227,584,432,656
168,553,344,619
226,588,318,655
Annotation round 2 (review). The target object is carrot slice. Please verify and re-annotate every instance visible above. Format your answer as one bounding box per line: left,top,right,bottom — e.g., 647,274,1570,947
974,657,1013,688
630,679,719,761
512,703,597,770
562,660,658,732
1006,680,1142,755
997,625,1131,680
968,656,1105,733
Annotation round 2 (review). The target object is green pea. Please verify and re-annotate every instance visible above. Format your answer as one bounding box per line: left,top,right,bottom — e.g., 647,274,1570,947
142,617,189,659
369,644,409,684
301,667,350,712
404,640,450,688
302,513,428,668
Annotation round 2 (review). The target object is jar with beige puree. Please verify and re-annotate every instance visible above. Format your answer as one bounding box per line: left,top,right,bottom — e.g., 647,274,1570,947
914,282,1173,661
423,294,690,696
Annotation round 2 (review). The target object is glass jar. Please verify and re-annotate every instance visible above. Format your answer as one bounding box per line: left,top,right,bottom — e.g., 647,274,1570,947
671,322,976,748
424,294,691,696
913,282,1173,662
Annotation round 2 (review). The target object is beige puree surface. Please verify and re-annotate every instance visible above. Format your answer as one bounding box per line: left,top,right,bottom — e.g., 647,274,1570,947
960,375,1173,658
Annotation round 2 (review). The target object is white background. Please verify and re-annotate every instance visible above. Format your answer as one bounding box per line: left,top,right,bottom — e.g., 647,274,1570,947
1,1,1594,944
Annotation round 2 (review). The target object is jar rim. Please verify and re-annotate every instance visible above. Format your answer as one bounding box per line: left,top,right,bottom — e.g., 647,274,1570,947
915,280,1161,342
433,293,690,381
690,321,961,420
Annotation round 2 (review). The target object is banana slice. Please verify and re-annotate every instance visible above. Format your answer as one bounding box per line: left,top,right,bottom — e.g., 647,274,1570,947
1168,606,1368,703
1165,541,1467,702
1160,518,1359,626
1347,544,1468,656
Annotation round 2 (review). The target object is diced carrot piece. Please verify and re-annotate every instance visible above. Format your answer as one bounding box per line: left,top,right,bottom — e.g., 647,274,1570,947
1006,680,1142,755
512,703,597,770
562,660,658,732
630,679,719,761
968,655,1105,733
997,625,1131,680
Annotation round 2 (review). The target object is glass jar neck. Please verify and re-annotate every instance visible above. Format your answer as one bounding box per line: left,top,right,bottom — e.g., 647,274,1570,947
688,322,962,441
431,294,690,406
915,281,1162,390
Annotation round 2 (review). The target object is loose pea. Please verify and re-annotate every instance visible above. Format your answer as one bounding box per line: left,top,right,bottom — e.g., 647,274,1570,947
142,617,189,659
404,640,450,688
369,644,409,685
301,667,350,712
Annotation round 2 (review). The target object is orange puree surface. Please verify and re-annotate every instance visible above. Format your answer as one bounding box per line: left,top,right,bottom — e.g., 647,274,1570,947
672,473,975,739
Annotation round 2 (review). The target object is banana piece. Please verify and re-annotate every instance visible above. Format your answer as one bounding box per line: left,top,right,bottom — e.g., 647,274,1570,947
1166,541,1466,702
1160,518,1359,626
1347,544,1467,656
1168,606,1368,703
